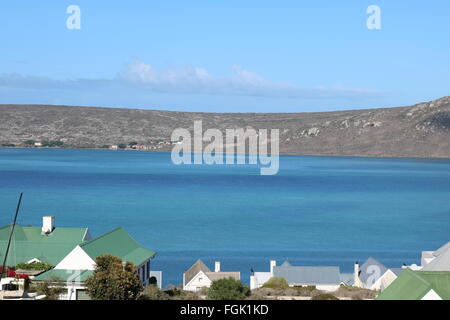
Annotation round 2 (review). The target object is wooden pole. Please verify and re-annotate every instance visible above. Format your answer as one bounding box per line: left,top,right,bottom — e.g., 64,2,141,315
0,193,23,283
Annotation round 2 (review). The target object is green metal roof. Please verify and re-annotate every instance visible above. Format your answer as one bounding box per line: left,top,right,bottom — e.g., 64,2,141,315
0,225,88,266
80,227,156,266
377,269,450,300
34,269,93,282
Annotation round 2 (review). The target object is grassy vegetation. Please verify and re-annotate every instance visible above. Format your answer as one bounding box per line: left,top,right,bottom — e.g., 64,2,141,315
16,261,53,271
311,293,339,300
139,285,201,300
261,277,289,290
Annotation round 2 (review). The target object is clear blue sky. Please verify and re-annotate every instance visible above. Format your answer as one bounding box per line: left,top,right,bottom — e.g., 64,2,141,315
1,0,449,112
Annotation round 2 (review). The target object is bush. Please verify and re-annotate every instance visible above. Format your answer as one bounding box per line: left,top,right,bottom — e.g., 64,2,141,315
332,286,378,300
16,261,53,271
293,285,318,296
85,254,143,300
35,276,66,300
139,285,170,300
207,278,250,300
311,293,339,300
261,277,289,290
139,286,202,300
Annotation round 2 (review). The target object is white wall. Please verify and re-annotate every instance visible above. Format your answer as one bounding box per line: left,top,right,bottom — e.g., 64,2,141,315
58,284,87,300
54,246,96,270
184,271,211,291
421,289,442,300
370,269,398,291
250,272,272,290
315,284,340,292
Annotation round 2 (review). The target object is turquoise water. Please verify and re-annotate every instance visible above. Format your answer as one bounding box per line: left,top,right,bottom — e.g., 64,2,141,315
1,148,450,287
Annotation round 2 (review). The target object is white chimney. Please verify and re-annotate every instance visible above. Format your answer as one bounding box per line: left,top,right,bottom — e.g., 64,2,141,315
270,260,276,275
42,216,55,234
354,261,361,287
215,261,221,272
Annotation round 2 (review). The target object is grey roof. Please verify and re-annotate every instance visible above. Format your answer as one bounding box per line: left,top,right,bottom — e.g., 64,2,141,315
340,273,354,286
433,242,450,257
274,266,341,285
205,272,240,281
422,247,450,271
281,260,291,267
184,259,211,285
389,268,405,276
359,257,387,284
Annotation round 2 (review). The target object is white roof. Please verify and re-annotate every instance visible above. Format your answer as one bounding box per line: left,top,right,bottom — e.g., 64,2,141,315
422,247,450,271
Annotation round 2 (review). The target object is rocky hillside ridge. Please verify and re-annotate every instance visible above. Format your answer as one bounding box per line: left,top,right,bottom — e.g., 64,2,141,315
0,96,450,157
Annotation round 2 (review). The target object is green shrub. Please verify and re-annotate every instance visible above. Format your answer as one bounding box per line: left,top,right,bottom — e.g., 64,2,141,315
207,278,250,300
16,261,53,271
261,277,289,290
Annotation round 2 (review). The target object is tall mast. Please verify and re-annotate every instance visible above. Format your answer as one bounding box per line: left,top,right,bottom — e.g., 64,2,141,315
0,193,23,282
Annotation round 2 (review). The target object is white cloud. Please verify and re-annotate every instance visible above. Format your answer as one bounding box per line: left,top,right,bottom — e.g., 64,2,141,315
0,61,379,100
119,61,379,98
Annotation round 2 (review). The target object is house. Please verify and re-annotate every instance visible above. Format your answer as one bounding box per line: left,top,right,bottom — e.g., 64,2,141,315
183,260,240,292
353,257,404,291
34,226,157,299
1,216,159,299
273,261,342,292
0,216,90,267
250,260,350,292
376,269,450,300
421,242,450,271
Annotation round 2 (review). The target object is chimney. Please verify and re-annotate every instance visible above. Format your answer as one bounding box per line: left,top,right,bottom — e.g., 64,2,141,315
354,261,361,287
270,260,276,275
42,216,55,234
215,261,221,272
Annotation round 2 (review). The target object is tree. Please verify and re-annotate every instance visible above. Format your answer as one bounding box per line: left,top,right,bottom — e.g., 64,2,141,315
85,254,143,300
207,277,250,300
118,143,127,149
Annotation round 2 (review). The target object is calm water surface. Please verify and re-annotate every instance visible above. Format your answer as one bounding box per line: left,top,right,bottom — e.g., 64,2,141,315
1,148,450,286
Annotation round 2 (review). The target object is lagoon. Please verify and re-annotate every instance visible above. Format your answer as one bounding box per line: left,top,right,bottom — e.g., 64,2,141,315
1,148,450,287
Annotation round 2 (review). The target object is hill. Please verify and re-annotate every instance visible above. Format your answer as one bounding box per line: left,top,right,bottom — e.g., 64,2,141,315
1,96,450,157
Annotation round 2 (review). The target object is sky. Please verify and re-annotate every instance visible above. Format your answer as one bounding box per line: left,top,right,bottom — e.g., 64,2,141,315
0,0,449,112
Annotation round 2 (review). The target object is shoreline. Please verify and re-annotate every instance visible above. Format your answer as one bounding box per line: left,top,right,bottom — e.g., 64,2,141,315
1,146,450,161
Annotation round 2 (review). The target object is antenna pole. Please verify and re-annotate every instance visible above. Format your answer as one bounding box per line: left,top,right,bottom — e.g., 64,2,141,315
0,193,23,283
